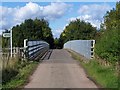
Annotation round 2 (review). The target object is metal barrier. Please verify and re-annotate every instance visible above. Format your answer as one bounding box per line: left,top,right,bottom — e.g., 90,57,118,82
24,39,49,60
64,40,95,59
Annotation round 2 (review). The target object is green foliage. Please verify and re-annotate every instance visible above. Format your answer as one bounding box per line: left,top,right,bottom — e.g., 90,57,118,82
2,18,54,48
69,50,118,88
54,38,61,49
2,68,18,84
2,58,27,85
2,61,38,89
104,2,120,30
95,29,119,63
84,60,118,88
95,2,120,64
59,19,97,48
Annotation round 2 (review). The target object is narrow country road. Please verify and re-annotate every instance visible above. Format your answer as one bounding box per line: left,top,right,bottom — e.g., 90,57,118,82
24,49,97,88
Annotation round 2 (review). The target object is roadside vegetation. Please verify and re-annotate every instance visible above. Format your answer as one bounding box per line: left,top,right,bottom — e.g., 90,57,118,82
68,50,118,89
2,18,54,49
59,2,120,65
1,18,54,89
1,57,38,89
1,1,119,89
1,18,54,88
58,19,97,48
59,1,120,89
95,2,120,65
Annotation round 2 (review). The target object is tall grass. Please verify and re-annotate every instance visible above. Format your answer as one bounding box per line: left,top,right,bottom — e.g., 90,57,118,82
1,49,39,89
68,50,119,89
1,49,26,85
2,61,38,89
2,56,19,84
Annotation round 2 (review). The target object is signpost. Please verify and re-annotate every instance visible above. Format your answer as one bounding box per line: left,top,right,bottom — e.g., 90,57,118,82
3,30,12,57
3,33,10,38
10,30,12,57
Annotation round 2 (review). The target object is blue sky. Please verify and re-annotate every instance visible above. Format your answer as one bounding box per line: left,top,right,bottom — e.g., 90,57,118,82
0,1,116,38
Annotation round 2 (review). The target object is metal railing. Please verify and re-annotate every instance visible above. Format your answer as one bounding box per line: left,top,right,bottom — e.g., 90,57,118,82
64,40,95,59
24,40,49,60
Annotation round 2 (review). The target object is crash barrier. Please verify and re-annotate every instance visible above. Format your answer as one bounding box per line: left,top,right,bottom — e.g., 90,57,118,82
24,39,49,60
64,40,95,59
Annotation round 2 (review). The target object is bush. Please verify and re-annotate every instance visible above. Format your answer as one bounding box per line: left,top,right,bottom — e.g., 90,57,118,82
2,68,18,84
95,29,119,64
1,56,28,85
68,50,118,88
2,61,38,89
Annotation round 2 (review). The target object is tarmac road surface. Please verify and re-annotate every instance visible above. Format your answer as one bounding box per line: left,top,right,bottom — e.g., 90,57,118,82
24,49,97,88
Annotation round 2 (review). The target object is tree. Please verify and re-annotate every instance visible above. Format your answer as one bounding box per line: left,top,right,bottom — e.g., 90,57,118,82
12,18,54,48
59,19,97,48
104,2,120,30
95,2,120,64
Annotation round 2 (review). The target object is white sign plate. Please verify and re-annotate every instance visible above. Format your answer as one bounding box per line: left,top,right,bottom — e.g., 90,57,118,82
3,33,10,37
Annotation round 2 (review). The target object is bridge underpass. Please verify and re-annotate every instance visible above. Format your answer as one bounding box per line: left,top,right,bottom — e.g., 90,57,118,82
24,49,97,88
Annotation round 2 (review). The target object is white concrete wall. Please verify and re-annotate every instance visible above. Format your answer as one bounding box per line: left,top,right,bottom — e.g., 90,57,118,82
64,40,95,59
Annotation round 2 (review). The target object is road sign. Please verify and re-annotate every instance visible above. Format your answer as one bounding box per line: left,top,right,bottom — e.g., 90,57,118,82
2,31,12,57
3,33,10,37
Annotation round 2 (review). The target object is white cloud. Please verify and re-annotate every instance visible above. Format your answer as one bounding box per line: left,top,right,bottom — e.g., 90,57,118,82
52,29,63,38
0,6,17,30
69,15,91,21
14,2,43,22
78,4,111,20
43,3,69,20
69,4,112,28
0,2,70,33
63,23,69,30
14,2,70,22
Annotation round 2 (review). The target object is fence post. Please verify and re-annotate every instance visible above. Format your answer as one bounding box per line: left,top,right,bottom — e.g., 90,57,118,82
13,47,15,57
24,39,28,60
16,47,19,59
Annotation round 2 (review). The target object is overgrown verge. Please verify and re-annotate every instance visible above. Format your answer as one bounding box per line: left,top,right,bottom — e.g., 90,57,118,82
67,50,119,89
2,60,38,89
95,29,119,65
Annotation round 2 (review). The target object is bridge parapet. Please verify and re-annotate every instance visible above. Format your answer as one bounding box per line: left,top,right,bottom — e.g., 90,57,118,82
24,39,49,61
64,40,95,59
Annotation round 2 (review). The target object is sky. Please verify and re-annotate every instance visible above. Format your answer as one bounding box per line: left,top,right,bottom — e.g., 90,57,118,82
0,1,117,38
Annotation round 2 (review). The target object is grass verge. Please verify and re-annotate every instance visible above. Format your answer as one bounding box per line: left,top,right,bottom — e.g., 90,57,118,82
67,50,119,89
2,61,38,89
